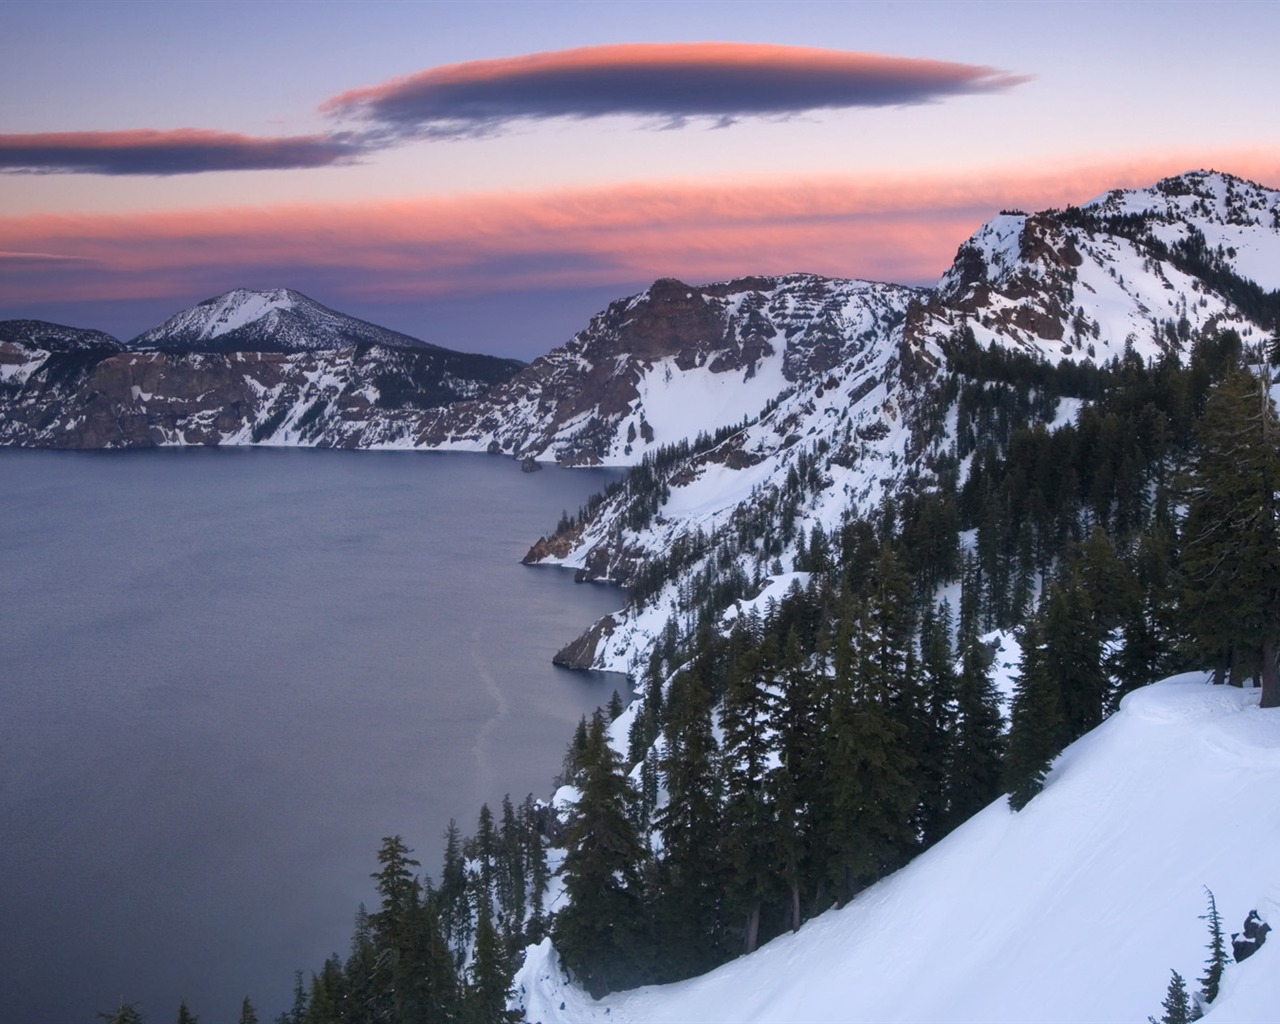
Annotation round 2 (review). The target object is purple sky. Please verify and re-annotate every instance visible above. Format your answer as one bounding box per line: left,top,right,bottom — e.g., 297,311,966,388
2,0,1278,358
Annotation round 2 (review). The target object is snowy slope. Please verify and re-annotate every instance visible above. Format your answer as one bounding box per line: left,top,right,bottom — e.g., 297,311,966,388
921,170,1280,366
1088,170,1280,290
130,287,440,353
515,677,1280,1023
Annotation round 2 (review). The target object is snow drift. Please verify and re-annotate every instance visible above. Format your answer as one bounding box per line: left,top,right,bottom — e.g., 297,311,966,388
514,676,1280,1022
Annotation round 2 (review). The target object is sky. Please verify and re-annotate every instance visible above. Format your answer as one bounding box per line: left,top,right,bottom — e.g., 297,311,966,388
2,0,1279,360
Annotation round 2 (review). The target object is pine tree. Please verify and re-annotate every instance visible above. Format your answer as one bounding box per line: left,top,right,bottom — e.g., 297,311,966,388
98,1002,144,1024
469,803,497,919
1046,574,1110,740
1005,612,1067,811
368,836,457,1024
653,667,725,978
1197,887,1228,1009
520,794,551,944
236,997,260,1024
436,820,470,968
406,898,462,1024
277,971,308,1024
1179,365,1280,704
769,628,816,933
175,1001,198,1024
461,910,521,1024
562,715,589,784
343,906,380,1024
946,614,1006,830
822,595,917,902
370,836,420,940
606,689,625,721
554,711,648,996
719,626,779,953
917,602,958,846
1148,969,1191,1024
303,956,346,1024
497,794,528,943
1113,523,1177,702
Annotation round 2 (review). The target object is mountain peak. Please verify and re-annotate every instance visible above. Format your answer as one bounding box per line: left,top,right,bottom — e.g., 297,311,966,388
1084,169,1280,229
129,288,436,354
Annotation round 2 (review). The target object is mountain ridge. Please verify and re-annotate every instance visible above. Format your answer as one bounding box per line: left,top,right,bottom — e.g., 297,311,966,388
3,171,1277,459
523,169,1280,674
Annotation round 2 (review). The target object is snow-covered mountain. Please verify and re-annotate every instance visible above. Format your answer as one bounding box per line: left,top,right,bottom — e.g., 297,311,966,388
4,172,1276,460
0,290,526,447
914,168,1280,366
516,676,1280,1022
408,274,920,465
130,287,440,354
526,170,1280,672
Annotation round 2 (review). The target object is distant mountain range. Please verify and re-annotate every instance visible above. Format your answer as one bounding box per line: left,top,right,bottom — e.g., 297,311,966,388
0,289,525,448
4,171,1276,457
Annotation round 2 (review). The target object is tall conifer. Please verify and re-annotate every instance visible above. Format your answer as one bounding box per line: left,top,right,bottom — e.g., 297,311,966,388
1179,365,1280,704
554,712,648,995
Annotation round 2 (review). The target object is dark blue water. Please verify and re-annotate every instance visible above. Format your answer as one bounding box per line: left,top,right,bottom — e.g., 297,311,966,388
0,448,626,1024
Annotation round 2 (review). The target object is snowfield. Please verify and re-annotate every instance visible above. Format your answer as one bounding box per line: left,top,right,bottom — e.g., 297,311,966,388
514,676,1280,1022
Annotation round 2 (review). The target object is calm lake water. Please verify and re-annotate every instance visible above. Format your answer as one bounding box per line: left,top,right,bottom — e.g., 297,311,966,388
0,448,627,1024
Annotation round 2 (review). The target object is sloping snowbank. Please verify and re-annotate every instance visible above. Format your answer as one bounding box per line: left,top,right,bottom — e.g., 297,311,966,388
514,675,1280,1022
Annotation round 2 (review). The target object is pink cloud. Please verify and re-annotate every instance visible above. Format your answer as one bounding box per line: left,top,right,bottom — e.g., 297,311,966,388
324,42,1028,137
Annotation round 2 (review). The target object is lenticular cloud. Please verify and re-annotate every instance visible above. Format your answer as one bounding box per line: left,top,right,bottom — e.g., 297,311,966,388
324,42,1028,137
0,129,360,176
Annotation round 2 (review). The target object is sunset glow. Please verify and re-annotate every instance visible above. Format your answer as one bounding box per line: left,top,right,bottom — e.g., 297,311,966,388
3,0,1278,352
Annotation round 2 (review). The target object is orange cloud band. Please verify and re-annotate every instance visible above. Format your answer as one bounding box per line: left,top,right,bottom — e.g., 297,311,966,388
4,150,1278,308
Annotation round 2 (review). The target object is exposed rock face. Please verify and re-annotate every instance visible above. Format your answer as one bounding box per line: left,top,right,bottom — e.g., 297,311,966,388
1232,910,1270,963
552,615,616,671
407,273,920,465
522,524,585,565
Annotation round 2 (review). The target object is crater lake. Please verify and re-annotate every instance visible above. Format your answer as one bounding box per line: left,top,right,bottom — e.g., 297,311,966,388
0,447,627,1024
